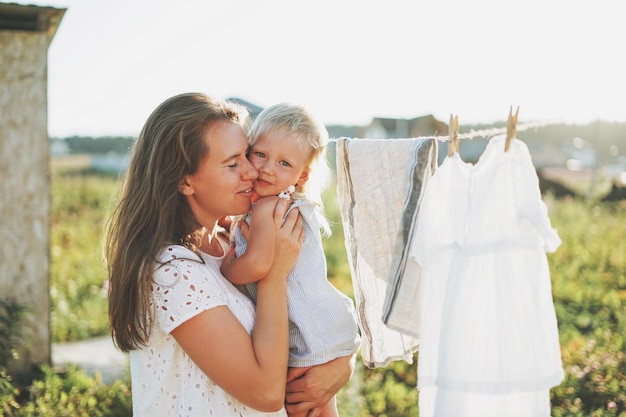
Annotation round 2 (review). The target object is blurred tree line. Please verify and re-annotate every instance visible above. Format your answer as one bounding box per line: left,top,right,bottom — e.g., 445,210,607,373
52,136,134,154
52,120,626,164
466,120,626,165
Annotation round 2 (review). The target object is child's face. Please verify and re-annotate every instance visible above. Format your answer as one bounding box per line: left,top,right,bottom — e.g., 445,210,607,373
248,127,310,198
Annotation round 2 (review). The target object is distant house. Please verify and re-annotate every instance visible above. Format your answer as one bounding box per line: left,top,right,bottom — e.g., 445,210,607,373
526,141,568,169
0,2,65,379
361,115,448,139
563,137,597,170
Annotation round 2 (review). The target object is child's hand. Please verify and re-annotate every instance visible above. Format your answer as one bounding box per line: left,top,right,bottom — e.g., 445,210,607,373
217,215,233,230
221,246,237,271
237,218,250,241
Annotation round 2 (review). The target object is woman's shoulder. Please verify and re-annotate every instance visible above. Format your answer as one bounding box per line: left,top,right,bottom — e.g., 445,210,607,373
154,245,207,287
157,244,203,264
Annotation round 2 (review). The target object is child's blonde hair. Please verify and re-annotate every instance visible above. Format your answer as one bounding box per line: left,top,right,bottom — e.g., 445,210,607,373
248,103,331,236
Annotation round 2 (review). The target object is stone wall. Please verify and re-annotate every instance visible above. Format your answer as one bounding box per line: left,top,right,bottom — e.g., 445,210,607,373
0,30,51,376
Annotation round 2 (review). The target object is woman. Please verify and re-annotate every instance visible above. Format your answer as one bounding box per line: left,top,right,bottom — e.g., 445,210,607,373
105,92,352,416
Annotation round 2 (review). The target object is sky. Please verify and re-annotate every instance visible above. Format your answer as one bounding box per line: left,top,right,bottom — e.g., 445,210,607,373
17,0,626,137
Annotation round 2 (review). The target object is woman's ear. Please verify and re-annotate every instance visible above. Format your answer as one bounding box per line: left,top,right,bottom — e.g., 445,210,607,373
296,170,309,187
178,176,194,196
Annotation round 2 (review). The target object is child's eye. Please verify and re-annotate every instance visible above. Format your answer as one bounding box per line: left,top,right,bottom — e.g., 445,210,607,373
255,151,266,158
279,160,291,167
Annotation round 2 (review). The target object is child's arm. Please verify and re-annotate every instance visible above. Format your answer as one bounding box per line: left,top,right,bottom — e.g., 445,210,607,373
221,196,279,285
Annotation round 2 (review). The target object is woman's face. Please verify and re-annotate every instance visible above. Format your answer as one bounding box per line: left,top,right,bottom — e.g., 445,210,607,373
179,121,258,227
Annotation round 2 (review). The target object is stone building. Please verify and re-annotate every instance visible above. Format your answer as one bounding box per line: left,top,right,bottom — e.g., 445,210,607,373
0,2,65,378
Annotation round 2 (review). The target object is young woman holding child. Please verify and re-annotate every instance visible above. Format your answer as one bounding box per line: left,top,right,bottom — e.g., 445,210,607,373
105,93,354,417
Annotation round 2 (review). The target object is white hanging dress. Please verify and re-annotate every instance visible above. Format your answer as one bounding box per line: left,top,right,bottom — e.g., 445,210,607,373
410,135,564,417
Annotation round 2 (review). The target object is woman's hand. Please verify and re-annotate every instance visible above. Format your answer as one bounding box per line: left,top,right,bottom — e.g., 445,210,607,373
284,355,355,416
262,198,303,283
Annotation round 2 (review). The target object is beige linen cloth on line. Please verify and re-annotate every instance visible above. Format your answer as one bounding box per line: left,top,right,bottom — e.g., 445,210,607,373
335,137,438,368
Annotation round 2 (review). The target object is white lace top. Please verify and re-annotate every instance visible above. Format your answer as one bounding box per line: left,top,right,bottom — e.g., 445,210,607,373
129,243,287,417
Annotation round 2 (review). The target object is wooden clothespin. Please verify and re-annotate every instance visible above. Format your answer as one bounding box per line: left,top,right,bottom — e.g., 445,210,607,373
447,114,459,157
504,106,519,152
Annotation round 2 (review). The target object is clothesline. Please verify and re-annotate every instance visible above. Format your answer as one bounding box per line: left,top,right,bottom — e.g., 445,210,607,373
439,119,561,142
329,119,561,143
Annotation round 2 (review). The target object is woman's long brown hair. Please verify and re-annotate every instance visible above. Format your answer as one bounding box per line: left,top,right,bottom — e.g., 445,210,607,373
104,93,246,352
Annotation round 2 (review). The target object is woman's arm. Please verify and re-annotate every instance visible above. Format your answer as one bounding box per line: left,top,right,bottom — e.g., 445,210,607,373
284,355,356,416
173,200,303,411
221,196,280,285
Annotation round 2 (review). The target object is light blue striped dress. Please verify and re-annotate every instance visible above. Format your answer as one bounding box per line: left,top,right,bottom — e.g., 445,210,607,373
233,199,360,367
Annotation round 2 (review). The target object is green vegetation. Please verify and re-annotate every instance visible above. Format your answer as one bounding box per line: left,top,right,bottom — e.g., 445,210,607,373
547,197,626,416
0,298,30,368
1,365,132,417
1,157,624,415
50,168,118,342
